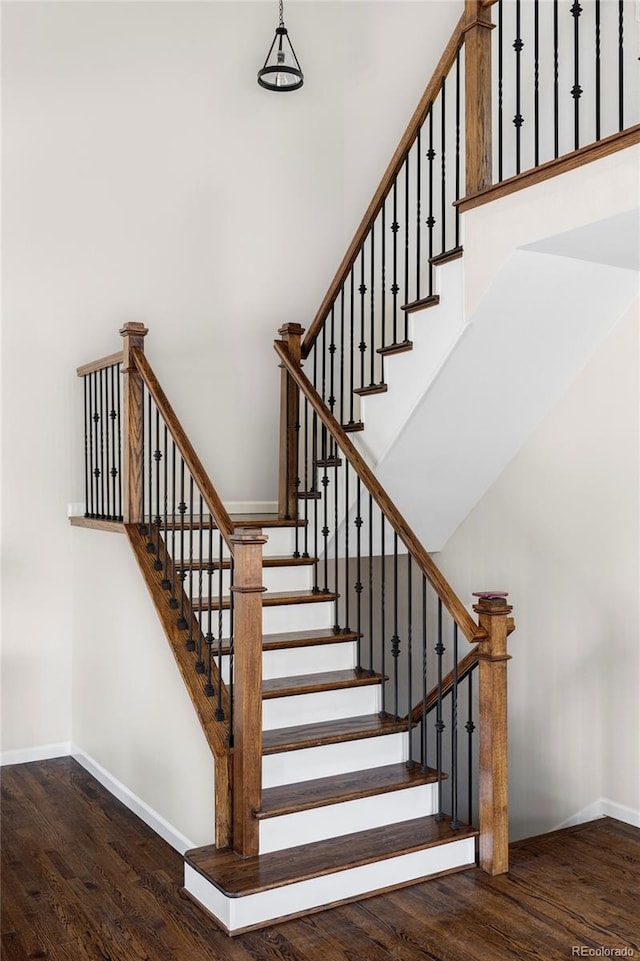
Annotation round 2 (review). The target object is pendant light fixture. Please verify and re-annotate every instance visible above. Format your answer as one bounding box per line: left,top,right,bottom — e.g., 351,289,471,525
257,0,304,92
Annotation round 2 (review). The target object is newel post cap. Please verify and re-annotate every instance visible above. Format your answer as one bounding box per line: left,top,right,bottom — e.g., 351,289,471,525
119,322,149,338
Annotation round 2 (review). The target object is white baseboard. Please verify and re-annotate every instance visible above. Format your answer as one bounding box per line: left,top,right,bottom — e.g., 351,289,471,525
0,741,73,766
71,745,196,854
554,797,640,832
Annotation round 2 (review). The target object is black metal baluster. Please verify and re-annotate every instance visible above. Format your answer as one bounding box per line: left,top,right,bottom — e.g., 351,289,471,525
369,227,376,385
343,461,350,633
321,450,330,593
196,510,210,675
391,181,399,345
618,0,624,131
359,249,366,389
169,441,178,608
534,0,540,166
435,598,445,820
161,426,170,591
339,287,345,427
514,0,524,174
196,495,205,671
349,268,355,425
406,554,414,766
293,395,300,558
595,0,601,141
498,0,504,180
139,379,145,533
99,369,105,518
115,367,122,520
440,76,447,254
153,408,163,569
451,622,460,829
427,109,435,295
83,376,90,517
110,366,118,520
321,322,327,408
227,556,235,746
421,574,428,771
204,518,214,692
146,393,154,550
91,372,99,519
215,531,224,719
553,0,559,158
302,397,310,557
312,410,320,594
185,478,195,650
328,304,336,420
103,369,111,520
391,532,400,720
466,670,476,825
379,512,386,716
380,203,387,360
403,156,410,342
177,459,187,628
455,50,461,248
416,130,422,303
355,475,362,668
571,0,583,150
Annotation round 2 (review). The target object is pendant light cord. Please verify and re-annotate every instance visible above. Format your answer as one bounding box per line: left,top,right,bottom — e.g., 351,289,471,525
279,0,284,27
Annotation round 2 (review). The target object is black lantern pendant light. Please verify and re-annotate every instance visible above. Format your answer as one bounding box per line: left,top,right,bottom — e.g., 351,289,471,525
257,0,304,92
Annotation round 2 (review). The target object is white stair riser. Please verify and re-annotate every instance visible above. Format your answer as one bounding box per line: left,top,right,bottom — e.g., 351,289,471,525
219,640,356,684
179,564,314,596
194,600,334,637
184,837,476,934
262,685,381,731
259,783,437,854
262,731,408,788
262,641,357,680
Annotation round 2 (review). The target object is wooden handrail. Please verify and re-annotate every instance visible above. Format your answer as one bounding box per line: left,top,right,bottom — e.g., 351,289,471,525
76,351,124,378
274,340,487,645
407,647,480,724
131,347,235,546
301,12,467,359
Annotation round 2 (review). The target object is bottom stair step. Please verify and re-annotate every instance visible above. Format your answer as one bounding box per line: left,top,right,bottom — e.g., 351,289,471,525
184,815,477,935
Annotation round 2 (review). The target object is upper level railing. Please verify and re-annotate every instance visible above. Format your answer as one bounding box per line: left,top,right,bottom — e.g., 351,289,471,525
299,0,639,429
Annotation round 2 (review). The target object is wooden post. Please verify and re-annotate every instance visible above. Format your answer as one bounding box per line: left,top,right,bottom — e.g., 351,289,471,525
473,593,513,875
464,0,494,195
119,322,149,525
214,754,233,849
277,323,304,520
230,527,267,857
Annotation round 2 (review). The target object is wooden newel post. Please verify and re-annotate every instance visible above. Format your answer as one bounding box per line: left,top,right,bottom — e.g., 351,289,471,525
230,527,267,858
277,323,304,520
119,322,149,525
473,592,513,876
463,0,494,195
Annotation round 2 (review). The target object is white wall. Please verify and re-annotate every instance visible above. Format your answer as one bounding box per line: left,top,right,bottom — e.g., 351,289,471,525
437,300,640,839
1,0,461,840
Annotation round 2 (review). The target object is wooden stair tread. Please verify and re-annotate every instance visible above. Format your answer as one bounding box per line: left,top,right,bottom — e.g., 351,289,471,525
342,421,365,433
175,555,316,571
192,590,338,612
214,629,360,657
262,713,409,754
430,245,463,267
401,294,440,313
377,340,413,356
353,383,388,397
186,815,476,896
262,669,383,699
257,762,440,819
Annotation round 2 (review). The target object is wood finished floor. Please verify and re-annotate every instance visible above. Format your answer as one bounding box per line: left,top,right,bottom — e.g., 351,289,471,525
2,758,639,961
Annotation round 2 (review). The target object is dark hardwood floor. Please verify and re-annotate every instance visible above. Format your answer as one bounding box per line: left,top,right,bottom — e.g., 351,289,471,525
1,758,639,960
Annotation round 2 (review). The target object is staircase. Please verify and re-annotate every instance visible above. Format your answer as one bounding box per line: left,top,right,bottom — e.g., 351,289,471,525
173,514,476,934
70,0,638,939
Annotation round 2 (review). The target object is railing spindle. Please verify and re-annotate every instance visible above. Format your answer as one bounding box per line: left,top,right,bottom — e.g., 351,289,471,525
534,0,540,166
451,622,460,829
435,597,445,820
595,0,601,140
571,0,583,150
618,0,624,131
514,0,523,174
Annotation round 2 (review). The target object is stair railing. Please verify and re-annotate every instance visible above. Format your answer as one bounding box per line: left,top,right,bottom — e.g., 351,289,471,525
275,334,514,875
280,0,639,497
77,324,266,856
